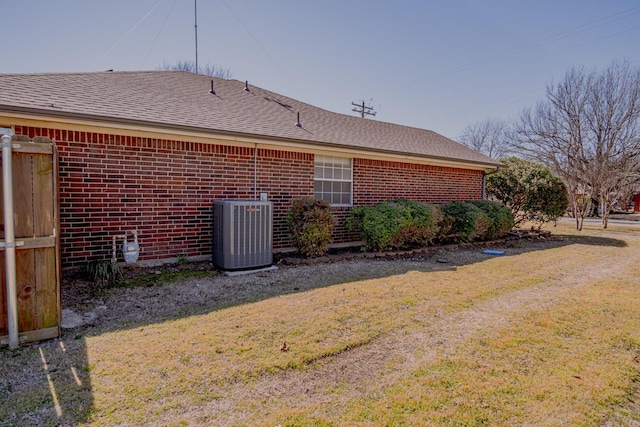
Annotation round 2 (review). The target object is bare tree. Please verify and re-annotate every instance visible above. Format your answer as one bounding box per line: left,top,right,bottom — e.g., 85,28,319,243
158,60,232,79
515,61,640,229
458,118,512,159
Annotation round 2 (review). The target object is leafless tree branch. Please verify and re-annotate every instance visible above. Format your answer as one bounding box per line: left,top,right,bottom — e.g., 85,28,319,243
513,60,640,229
158,60,232,79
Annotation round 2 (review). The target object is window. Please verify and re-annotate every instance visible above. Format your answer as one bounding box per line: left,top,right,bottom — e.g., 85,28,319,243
314,155,352,206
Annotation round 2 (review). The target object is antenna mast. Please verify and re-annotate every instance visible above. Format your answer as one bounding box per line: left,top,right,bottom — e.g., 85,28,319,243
194,0,199,73
351,101,377,118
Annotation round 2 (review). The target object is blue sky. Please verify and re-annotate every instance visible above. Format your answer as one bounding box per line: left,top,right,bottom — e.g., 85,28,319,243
2,0,639,139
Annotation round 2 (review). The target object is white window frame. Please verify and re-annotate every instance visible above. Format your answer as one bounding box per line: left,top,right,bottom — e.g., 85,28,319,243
314,155,353,206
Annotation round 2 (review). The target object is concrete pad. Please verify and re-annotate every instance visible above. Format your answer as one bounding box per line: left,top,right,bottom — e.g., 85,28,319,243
61,309,85,329
222,265,279,277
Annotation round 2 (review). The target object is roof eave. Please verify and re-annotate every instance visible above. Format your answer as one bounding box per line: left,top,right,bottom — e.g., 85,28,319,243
0,105,502,171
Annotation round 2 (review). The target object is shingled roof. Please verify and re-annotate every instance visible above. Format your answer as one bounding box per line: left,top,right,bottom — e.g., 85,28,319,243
0,71,500,168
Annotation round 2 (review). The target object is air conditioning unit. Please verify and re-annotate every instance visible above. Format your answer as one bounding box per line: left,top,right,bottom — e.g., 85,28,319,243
212,200,273,270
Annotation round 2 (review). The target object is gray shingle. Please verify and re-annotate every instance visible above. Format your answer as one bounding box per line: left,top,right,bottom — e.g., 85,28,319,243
0,71,501,168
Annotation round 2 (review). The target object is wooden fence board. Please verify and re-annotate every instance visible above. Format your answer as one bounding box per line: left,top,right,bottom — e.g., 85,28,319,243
16,249,35,332
12,142,53,155
33,152,58,330
34,153,54,237
13,153,36,333
35,247,57,328
13,153,34,238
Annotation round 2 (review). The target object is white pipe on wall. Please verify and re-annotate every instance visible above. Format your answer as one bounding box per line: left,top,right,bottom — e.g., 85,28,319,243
254,144,258,200
1,129,18,348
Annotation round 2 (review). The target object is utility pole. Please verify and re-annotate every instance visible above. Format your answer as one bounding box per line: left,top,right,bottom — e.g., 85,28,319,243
351,101,377,118
194,0,199,73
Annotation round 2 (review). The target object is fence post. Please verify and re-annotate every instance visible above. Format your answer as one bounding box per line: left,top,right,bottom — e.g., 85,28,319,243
1,129,18,348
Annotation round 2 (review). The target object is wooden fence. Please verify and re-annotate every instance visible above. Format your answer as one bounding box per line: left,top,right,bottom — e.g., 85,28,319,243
0,136,60,346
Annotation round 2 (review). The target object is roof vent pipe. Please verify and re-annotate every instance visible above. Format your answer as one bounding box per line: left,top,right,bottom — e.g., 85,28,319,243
209,80,216,95
295,112,302,128
244,80,250,92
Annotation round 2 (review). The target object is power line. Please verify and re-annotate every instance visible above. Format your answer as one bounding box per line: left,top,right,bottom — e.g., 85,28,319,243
141,0,178,68
408,5,640,89
97,0,164,66
446,24,640,121
220,0,307,101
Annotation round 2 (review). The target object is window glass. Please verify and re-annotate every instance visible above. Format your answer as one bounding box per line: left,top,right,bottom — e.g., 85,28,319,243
313,155,352,206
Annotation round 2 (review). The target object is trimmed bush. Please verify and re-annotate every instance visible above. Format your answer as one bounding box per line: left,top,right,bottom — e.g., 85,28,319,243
346,199,441,251
440,201,492,242
287,197,334,258
469,200,515,239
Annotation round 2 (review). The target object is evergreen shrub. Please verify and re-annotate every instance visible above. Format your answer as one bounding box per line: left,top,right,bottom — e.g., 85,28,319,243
440,201,492,242
346,199,441,251
287,197,334,258
469,200,515,239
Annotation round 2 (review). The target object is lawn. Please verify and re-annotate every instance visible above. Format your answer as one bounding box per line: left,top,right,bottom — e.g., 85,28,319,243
1,221,639,426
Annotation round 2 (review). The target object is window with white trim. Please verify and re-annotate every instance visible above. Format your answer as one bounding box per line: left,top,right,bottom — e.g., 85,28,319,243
314,155,352,206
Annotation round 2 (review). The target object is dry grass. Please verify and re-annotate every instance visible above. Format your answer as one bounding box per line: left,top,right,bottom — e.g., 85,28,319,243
337,264,640,426
1,220,639,426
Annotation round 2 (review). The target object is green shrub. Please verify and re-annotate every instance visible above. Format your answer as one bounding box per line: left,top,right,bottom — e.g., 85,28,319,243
440,201,492,242
487,157,568,227
346,199,440,251
287,197,334,257
469,200,515,239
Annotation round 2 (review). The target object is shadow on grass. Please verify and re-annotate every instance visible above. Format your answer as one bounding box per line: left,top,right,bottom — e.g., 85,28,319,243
555,233,628,248
0,231,629,425
0,335,93,426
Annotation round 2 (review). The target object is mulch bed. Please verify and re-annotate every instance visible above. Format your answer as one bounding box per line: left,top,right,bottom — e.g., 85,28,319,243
275,229,553,266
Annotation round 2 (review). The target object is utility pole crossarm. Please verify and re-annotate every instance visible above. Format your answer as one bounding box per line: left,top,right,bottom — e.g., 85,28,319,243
351,101,377,118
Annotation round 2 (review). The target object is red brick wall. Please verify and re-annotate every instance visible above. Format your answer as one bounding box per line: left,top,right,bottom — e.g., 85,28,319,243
353,158,483,204
330,207,357,244
13,126,484,269
15,126,313,269
425,165,484,202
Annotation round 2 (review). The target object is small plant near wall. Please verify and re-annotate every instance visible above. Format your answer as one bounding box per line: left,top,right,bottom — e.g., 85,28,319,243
287,197,334,258
176,253,189,265
84,260,123,289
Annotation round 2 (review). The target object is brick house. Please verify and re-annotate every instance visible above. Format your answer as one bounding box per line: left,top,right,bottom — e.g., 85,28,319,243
0,71,501,270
